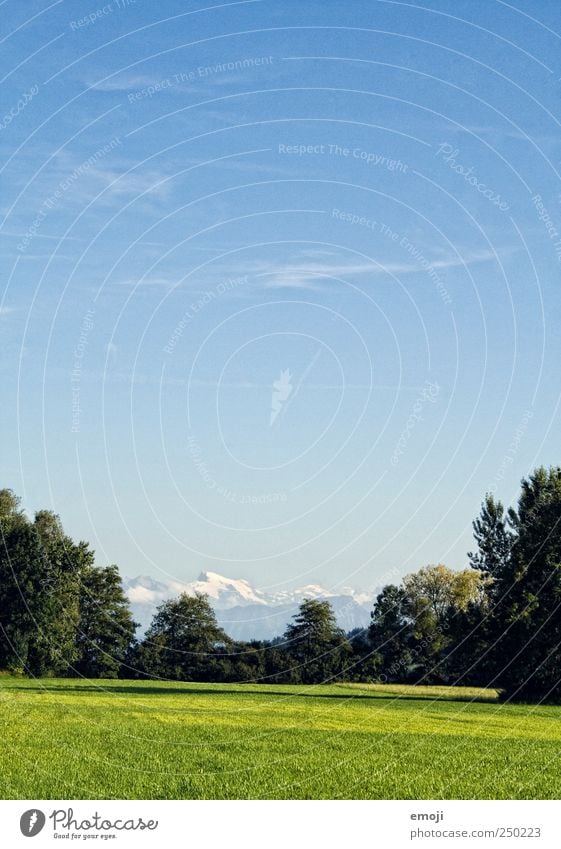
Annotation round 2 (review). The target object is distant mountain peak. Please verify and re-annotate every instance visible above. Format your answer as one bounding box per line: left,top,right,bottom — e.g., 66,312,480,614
197,570,252,587
124,570,377,640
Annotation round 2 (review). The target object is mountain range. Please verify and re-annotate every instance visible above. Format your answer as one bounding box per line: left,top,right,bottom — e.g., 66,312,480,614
123,571,377,641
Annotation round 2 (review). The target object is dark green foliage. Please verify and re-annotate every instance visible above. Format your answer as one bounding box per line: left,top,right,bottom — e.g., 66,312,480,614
487,467,561,700
468,494,514,581
75,564,137,678
440,601,490,687
4,468,561,701
27,511,86,676
366,567,487,686
368,585,413,683
282,598,352,684
0,520,49,673
0,506,83,675
134,592,231,681
0,489,26,532
345,627,381,681
0,490,136,678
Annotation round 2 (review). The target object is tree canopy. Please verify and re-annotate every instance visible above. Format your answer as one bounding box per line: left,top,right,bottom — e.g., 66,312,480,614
2,468,561,701
0,490,134,678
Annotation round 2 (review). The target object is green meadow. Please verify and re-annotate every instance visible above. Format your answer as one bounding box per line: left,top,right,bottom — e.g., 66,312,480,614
1,678,560,799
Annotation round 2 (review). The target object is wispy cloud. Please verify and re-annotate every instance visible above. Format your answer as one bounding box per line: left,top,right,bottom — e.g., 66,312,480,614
91,167,172,200
241,248,500,290
0,230,86,243
87,73,163,93
446,123,559,147
258,262,375,290
113,276,175,289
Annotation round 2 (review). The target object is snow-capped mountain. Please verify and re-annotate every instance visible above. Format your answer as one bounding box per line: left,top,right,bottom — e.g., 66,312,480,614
124,571,377,640
126,571,267,609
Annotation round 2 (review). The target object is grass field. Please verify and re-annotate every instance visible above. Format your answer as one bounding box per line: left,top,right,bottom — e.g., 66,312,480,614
1,677,560,799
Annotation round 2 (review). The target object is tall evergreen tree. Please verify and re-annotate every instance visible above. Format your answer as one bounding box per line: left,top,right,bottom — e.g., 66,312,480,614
489,467,561,700
468,494,515,582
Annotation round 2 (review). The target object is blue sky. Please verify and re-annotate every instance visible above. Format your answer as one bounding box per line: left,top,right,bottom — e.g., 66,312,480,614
1,0,560,593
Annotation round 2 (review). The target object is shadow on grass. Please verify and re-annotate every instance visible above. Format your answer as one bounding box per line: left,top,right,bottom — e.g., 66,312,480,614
3,683,498,703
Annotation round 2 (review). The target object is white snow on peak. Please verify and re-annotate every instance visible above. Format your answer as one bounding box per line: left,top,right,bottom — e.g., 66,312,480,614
125,571,374,610
125,570,267,610
123,571,378,639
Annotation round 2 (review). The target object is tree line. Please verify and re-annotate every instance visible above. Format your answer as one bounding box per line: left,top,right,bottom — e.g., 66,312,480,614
1,465,561,701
